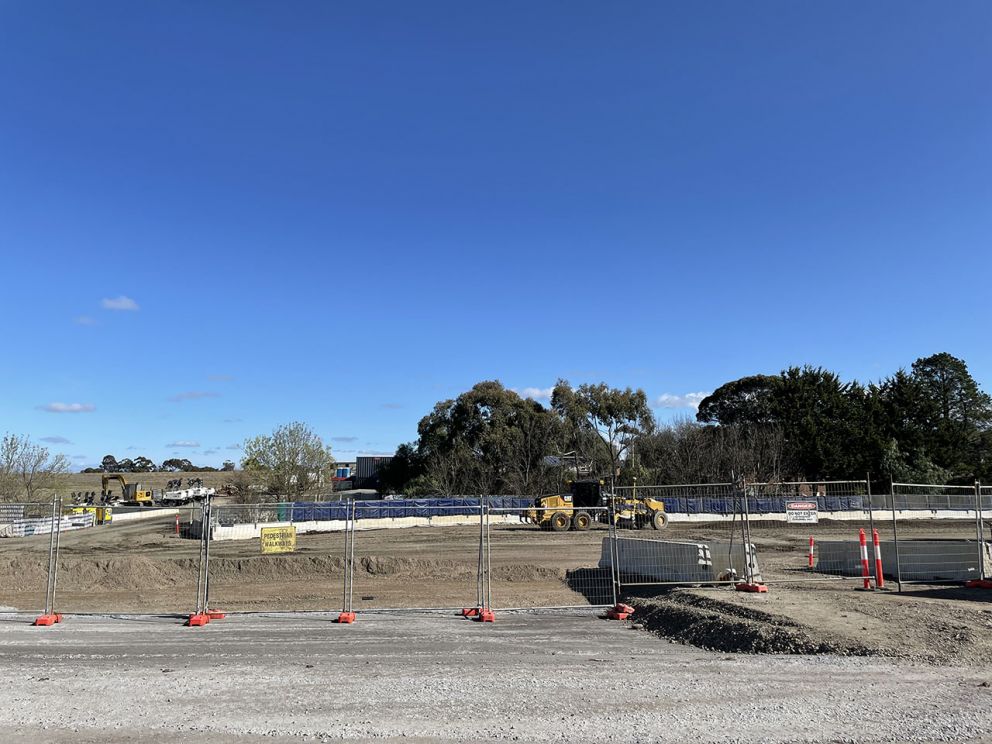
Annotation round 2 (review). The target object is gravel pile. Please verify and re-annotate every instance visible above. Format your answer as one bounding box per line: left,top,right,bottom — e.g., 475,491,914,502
629,590,877,656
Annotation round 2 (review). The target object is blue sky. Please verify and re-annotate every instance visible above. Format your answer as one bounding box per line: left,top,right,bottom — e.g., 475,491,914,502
1,2,990,469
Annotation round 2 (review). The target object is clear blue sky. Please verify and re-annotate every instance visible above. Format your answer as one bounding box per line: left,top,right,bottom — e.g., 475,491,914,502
2,2,990,469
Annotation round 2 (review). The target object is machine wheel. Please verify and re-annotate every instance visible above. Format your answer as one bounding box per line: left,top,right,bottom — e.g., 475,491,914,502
650,510,669,530
550,511,571,532
572,511,592,531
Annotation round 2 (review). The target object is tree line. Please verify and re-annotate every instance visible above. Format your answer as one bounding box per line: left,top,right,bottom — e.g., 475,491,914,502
378,352,992,495
82,455,236,474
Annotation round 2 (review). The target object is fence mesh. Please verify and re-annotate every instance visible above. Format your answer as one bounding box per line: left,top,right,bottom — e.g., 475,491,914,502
348,501,483,611
883,483,987,584
487,505,614,609
206,501,348,613
4,480,990,619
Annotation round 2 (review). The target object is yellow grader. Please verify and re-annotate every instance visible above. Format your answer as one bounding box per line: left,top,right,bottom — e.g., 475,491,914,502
525,479,668,532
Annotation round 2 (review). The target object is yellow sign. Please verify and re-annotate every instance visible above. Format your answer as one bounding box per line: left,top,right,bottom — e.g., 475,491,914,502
260,526,297,554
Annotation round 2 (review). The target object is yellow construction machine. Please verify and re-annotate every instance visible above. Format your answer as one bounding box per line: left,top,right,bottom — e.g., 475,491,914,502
100,474,154,506
525,479,668,532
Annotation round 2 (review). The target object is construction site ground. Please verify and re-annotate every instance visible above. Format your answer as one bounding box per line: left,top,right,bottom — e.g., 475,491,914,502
1,512,991,669
1,611,991,743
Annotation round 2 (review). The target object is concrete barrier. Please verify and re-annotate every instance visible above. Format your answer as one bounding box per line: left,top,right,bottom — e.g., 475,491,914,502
207,513,521,542
815,539,991,582
599,536,761,584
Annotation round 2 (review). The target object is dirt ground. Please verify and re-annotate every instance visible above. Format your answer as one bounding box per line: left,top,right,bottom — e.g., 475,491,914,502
2,612,991,744
2,512,991,668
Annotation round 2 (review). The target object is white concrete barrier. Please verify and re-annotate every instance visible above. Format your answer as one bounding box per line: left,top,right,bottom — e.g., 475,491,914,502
599,536,761,584
209,513,521,542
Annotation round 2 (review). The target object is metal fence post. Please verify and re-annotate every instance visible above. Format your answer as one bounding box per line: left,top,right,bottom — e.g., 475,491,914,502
976,481,986,582
889,478,902,592
607,499,619,607
51,494,63,617
43,496,57,616
740,477,755,585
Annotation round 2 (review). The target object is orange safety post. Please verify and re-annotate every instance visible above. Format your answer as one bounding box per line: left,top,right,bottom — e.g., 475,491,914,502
871,528,885,590
808,535,815,569
858,528,872,590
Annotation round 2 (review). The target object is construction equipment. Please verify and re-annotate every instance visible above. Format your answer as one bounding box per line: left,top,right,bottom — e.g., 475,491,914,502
525,479,668,532
160,478,215,506
100,474,154,506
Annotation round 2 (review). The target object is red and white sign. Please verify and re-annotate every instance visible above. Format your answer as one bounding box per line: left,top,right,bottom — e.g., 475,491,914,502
786,501,819,524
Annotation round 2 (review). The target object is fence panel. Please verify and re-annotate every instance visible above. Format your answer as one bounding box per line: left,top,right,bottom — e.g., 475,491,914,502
348,501,484,611
0,501,65,614
885,484,987,584
610,484,750,589
206,501,348,613
0,499,200,614
743,481,876,584
487,504,614,609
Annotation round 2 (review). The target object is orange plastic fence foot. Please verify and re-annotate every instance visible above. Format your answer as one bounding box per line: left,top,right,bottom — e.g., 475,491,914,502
335,612,356,624
185,613,210,627
604,603,634,620
461,607,480,618
966,579,992,589
735,583,768,593
206,610,226,620
32,614,59,626
475,609,495,623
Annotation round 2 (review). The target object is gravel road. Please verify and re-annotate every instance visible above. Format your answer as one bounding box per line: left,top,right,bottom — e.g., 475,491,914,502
1,610,990,743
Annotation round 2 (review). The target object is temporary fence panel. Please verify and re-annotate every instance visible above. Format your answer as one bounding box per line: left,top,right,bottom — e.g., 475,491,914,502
35,501,198,614
206,502,348,613
742,481,877,584
885,484,987,584
486,504,615,609
0,501,64,614
348,500,485,611
611,484,750,589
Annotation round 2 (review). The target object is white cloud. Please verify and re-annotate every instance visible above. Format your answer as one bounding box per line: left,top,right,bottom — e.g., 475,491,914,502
516,386,553,402
166,440,200,448
654,392,709,411
73,315,96,326
226,443,242,450
101,295,140,311
222,417,243,423
71,454,88,460
40,436,73,444
169,391,221,402
332,436,358,443
37,402,96,414
208,374,235,382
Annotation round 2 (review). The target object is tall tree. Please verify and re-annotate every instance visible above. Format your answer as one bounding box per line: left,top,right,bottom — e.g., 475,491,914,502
414,381,561,495
552,381,654,487
241,422,334,497
0,434,70,501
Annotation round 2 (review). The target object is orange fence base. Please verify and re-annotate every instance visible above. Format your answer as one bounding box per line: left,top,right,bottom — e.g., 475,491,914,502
475,609,495,623
461,607,480,618
335,612,356,624
605,603,635,620
966,579,992,589
185,613,210,627
735,583,768,593
206,610,227,620
32,613,62,627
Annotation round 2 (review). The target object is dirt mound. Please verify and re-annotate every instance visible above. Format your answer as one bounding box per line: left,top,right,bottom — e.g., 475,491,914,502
629,590,878,656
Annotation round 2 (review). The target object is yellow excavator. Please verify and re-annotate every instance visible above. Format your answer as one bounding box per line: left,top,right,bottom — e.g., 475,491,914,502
525,479,669,532
100,473,154,506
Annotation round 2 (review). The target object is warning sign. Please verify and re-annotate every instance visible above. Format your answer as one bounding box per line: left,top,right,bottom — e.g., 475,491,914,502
260,526,297,554
786,501,819,524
